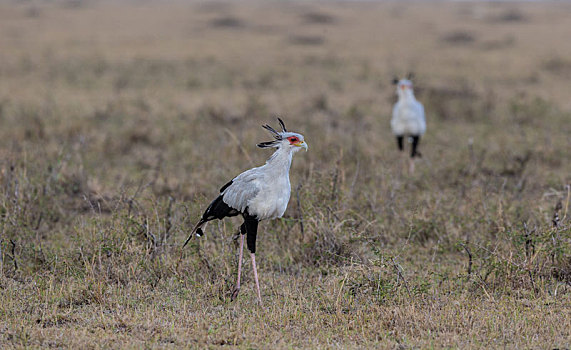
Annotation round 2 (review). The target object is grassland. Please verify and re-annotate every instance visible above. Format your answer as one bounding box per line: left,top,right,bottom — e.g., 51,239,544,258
0,1,570,348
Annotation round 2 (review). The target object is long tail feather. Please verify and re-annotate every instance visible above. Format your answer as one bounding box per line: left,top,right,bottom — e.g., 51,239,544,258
182,219,206,247
183,195,239,248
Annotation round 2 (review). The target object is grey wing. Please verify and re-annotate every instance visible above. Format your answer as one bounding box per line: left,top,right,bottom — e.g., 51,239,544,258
391,103,400,121
416,102,425,120
416,102,426,133
221,169,260,213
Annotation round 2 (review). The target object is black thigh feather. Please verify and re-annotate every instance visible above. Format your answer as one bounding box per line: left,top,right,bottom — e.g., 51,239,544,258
243,213,259,254
396,135,404,151
411,135,421,158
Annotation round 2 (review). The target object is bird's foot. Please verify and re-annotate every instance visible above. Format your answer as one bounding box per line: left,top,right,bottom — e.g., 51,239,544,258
231,287,240,301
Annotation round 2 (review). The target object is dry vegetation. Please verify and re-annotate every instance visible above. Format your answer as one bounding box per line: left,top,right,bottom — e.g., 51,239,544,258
0,1,570,348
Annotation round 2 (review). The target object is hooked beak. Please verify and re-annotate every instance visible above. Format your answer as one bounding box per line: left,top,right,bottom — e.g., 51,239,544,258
295,141,308,151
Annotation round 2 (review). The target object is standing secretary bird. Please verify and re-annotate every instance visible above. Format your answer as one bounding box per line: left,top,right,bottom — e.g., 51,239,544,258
391,75,426,173
183,118,307,304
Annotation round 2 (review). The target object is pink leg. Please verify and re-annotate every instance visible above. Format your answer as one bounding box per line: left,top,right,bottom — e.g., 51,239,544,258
400,154,408,175
251,253,262,304
409,158,415,174
231,234,245,301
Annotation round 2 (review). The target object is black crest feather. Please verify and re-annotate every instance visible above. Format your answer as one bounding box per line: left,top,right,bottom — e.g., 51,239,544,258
277,118,287,132
262,124,281,140
257,140,279,148
259,118,289,147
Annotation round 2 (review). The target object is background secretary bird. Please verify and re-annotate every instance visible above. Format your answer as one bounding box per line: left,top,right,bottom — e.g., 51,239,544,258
391,75,426,173
183,118,308,304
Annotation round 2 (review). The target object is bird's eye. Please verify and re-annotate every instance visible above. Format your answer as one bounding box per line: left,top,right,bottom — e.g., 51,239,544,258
288,137,298,143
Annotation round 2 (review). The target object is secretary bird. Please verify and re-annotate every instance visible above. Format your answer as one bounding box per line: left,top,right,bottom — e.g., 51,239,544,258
183,118,308,304
391,75,426,173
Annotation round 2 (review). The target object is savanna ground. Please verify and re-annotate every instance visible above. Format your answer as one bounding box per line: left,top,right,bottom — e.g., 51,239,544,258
0,0,570,348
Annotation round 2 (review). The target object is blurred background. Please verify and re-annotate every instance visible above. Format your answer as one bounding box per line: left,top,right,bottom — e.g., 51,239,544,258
0,0,570,348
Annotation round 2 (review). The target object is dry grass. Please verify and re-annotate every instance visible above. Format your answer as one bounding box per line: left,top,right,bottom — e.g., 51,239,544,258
0,1,570,348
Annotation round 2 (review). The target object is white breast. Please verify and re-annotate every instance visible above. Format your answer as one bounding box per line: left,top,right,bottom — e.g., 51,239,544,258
247,173,291,220
222,144,295,221
391,99,426,136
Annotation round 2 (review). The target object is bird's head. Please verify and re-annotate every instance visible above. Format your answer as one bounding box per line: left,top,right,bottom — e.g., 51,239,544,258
394,79,413,92
257,118,308,152
392,74,415,98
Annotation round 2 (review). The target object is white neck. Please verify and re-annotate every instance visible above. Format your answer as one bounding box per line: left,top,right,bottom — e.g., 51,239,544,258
398,90,416,101
266,146,294,174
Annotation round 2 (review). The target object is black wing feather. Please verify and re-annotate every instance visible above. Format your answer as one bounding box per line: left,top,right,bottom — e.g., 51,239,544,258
220,179,233,193
182,194,240,247
202,195,240,221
